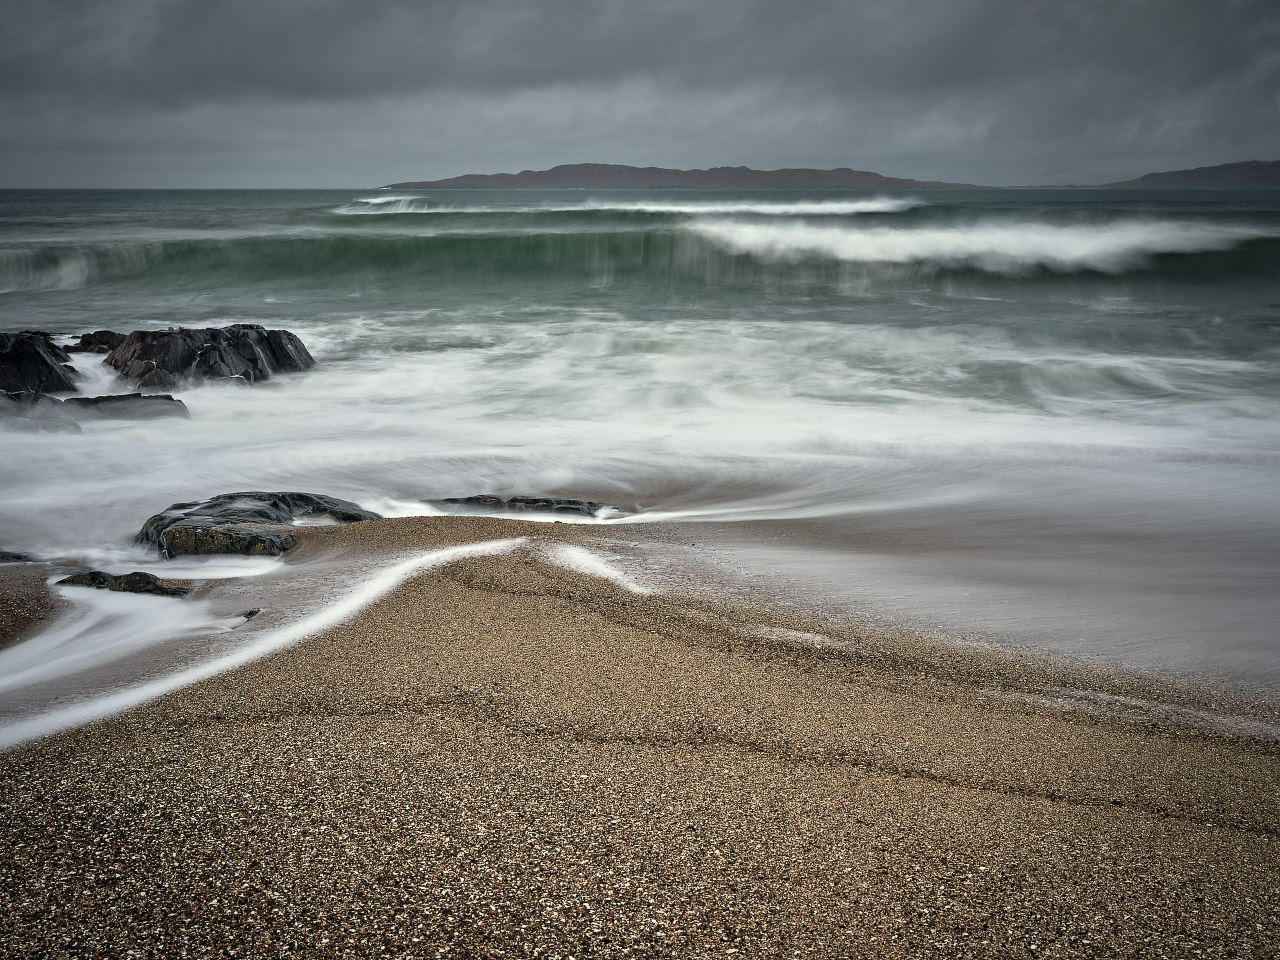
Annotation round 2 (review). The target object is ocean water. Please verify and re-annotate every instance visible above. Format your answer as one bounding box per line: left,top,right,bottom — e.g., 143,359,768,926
2,187,1279,695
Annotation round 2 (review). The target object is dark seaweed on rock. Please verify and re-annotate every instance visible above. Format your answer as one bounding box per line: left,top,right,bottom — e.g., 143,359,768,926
57,570,189,598
105,324,315,390
430,495,634,518
137,491,380,557
0,332,79,394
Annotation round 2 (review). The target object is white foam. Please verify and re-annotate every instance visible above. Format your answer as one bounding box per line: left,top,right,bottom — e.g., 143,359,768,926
541,543,650,594
64,550,283,580
0,586,236,696
333,197,923,217
987,686,1280,742
689,218,1269,273
0,538,524,751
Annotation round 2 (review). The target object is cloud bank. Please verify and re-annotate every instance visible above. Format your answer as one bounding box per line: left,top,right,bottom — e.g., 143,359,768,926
1,0,1277,186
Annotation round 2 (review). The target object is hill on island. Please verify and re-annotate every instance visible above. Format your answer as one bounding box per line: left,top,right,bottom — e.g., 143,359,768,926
1101,160,1280,189
383,163,977,190
384,160,1280,190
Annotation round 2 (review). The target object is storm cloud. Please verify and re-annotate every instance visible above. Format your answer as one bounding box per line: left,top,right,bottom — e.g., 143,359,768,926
2,0,1277,186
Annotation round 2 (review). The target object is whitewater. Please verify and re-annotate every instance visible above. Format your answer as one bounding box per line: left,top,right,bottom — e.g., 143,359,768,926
2,186,1280,706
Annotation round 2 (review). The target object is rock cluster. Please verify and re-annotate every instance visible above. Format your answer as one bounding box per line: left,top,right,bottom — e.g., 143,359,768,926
57,570,189,598
430,494,633,518
0,332,79,394
136,491,381,557
1,324,317,428
105,324,315,390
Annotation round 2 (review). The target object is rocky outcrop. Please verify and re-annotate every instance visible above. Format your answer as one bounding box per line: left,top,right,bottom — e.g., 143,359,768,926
1,391,82,432
66,330,127,354
105,324,315,390
64,393,189,421
0,551,36,564
57,570,189,598
429,495,633,518
137,491,381,557
0,332,79,394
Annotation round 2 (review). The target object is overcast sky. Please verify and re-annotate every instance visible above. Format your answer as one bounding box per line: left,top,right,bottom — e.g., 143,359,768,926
1,0,1277,188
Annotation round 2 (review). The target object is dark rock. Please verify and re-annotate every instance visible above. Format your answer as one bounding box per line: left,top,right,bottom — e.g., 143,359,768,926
57,570,189,598
0,331,79,394
1,391,82,433
66,330,127,354
0,550,36,564
64,393,190,421
136,491,381,557
105,324,315,390
241,608,262,620
429,495,634,518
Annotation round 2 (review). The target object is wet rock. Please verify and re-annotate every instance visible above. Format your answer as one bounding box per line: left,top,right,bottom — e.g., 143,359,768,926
66,330,127,354
64,393,189,421
429,495,634,518
105,324,315,390
57,570,189,598
0,551,36,564
136,491,381,557
1,391,82,433
0,332,79,394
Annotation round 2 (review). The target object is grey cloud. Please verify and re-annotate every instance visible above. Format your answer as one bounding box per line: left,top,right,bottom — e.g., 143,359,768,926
1,0,1277,186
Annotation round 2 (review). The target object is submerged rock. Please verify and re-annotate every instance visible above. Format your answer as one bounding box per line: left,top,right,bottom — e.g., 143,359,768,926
3,390,189,427
137,491,381,557
429,495,634,519
105,324,315,390
0,332,79,394
57,570,189,598
1,391,82,433
64,393,190,421
66,330,127,354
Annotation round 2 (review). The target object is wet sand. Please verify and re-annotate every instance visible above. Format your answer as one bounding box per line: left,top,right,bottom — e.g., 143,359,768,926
0,567,57,652
1,516,1278,958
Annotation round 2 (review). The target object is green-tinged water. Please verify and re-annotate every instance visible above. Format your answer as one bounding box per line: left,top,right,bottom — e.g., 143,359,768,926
2,188,1279,689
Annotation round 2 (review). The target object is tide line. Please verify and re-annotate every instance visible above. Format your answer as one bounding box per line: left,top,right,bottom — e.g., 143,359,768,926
0,538,526,752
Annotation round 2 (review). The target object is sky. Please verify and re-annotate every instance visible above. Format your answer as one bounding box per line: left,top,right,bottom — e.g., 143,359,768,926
1,0,1278,188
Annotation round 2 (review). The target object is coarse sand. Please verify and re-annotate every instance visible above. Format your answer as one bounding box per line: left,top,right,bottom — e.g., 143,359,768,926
1,516,1277,958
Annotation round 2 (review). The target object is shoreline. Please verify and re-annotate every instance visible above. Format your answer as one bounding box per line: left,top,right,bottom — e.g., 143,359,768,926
1,515,1278,955
0,566,59,652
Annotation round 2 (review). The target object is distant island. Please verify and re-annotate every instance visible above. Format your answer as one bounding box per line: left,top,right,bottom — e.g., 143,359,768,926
1100,159,1280,189
383,163,977,190
384,159,1280,190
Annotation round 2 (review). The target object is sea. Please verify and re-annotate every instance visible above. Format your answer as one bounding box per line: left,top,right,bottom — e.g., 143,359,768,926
2,187,1279,741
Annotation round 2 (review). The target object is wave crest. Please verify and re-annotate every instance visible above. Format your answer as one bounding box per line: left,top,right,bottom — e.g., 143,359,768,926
688,219,1271,274
333,196,924,217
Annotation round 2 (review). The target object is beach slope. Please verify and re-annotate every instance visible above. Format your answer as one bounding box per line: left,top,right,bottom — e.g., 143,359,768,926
1,517,1277,957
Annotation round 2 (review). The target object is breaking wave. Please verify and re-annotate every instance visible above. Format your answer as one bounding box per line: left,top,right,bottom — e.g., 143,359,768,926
2,217,1276,293
689,219,1275,274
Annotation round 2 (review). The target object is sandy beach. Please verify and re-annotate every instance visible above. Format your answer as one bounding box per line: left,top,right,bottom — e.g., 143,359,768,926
1,515,1277,958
